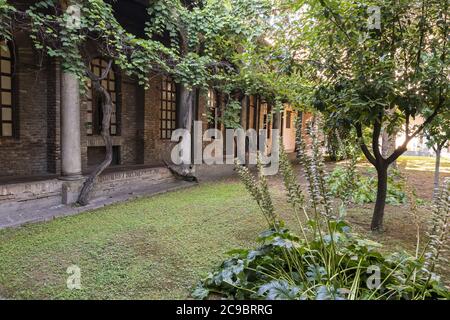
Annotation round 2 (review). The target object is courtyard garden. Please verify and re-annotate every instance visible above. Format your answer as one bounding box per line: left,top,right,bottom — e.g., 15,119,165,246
0,0,449,302
0,155,448,299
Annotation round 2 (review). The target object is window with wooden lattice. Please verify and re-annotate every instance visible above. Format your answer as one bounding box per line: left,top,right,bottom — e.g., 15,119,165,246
86,58,119,136
160,76,177,139
0,41,14,137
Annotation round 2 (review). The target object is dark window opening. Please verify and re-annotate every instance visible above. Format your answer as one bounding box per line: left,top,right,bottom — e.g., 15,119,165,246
260,102,271,139
207,88,219,130
247,95,257,130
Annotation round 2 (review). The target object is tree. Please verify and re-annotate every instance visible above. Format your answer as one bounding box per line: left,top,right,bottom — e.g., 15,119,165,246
275,0,449,230
423,109,450,198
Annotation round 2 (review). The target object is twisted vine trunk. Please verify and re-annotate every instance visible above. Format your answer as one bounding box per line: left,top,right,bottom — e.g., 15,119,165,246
77,81,113,206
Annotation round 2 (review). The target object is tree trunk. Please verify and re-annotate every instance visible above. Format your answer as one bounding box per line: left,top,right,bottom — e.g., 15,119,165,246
77,83,113,206
382,129,397,169
433,146,442,199
381,107,398,170
371,164,388,231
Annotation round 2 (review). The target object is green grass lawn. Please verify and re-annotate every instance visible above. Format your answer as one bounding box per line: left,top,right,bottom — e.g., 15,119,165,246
0,155,448,299
397,155,450,173
0,181,267,299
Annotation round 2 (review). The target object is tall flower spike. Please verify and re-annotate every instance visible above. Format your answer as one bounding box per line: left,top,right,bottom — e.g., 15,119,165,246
309,117,334,219
424,178,449,273
279,138,307,218
235,157,277,228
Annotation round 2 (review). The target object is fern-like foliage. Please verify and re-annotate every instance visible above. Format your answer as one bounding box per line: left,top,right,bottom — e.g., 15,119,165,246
425,179,450,275
235,155,277,228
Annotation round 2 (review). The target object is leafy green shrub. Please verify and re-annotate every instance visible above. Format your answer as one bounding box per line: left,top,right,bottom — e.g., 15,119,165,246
193,126,449,300
193,224,448,300
324,128,414,205
327,166,409,205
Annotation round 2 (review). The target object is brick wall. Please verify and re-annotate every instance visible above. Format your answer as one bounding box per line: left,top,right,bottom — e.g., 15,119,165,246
0,34,53,178
197,88,210,148
143,74,176,165
46,58,61,174
121,77,144,165
0,44,186,178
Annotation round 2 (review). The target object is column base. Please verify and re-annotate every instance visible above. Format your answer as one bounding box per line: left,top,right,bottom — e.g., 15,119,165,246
61,179,84,205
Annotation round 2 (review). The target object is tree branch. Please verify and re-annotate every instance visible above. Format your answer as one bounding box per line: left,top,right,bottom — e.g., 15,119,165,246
405,111,410,137
318,0,353,43
372,112,383,162
413,0,427,78
86,59,112,82
386,144,408,164
355,123,376,166
387,3,448,165
409,100,443,141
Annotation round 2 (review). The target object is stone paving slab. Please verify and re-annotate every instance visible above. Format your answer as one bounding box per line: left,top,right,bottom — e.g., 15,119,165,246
0,180,195,229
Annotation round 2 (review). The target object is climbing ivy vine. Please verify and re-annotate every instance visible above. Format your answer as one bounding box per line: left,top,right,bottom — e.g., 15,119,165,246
0,0,16,42
145,0,272,91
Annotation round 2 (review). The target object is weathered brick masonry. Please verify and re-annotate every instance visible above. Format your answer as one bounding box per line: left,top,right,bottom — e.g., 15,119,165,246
0,46,194,178
0,35,51,177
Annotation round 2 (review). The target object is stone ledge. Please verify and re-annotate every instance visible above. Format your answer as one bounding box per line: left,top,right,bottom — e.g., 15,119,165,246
0,180,195,229
0,166,177,221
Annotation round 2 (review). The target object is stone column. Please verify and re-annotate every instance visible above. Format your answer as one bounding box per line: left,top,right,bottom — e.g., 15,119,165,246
60,72,82,180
